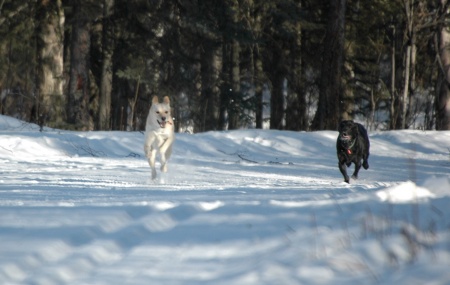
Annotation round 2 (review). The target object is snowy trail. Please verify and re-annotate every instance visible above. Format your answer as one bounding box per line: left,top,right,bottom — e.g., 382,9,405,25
0,116,449,284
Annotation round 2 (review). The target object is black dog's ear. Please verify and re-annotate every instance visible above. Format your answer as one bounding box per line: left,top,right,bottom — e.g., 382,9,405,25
338,120,351,132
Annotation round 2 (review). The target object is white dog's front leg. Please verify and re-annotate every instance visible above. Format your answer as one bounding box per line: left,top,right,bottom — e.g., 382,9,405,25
160,155,167,172
144,133,158,179
143,133,155,157
148,149,157,179
159,137,174,173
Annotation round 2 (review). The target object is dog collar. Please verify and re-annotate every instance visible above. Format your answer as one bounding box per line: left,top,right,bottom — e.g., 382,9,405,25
344,139,356,154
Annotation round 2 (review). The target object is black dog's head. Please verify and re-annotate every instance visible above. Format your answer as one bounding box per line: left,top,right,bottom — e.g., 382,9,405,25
338,120,358,148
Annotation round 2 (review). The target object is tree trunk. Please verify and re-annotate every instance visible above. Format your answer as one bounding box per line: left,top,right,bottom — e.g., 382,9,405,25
269,45,285,130
225,0,241,130
399,0,415,129
218,44,229,131
254,45,264,129
436,0,450,130
311,0,346,130
227,39,241,130
35,0,65,129
200,40,221,131
248,0,264,129
285,9,307,131
126,76,139,131
401,43,411,129
401,7,412,130
389,24,397,130
192,51,204,133
67,1,92,130
98,0,114,130
341,62,354,122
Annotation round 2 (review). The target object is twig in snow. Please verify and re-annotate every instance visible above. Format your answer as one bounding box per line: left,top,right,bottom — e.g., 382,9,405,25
218,149,292,165
68,138,105,157
0,144,13,154
237,153,258,163
126,152,141,158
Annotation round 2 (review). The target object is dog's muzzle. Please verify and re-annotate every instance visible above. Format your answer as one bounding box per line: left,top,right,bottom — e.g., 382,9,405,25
157,117,173,128
340,132,352,141
157,119,166,128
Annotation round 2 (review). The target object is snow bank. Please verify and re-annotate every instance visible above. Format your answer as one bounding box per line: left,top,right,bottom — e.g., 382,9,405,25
376,180,435,203
376,176,450,203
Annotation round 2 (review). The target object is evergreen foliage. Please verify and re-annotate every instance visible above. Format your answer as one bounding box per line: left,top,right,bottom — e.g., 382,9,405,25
0,0,448,131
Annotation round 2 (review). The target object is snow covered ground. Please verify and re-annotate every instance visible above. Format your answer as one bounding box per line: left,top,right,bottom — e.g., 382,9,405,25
0,114,449,285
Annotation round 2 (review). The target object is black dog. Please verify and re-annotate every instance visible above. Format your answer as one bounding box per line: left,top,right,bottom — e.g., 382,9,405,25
336,120,370,183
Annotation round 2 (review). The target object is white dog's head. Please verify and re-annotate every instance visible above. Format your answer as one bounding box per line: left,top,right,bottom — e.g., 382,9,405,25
149,96,173,128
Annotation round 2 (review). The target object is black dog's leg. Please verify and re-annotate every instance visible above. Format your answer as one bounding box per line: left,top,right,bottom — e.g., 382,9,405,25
338,162,350,183
362,154,369,170
352,160,362,180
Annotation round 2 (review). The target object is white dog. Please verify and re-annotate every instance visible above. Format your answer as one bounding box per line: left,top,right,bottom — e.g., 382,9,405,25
144,96,175,180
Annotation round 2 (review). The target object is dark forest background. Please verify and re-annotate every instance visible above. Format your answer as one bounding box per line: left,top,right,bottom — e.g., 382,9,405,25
1,0,450,132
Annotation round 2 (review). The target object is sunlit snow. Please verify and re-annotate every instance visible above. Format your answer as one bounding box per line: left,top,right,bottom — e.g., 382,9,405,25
0,115,449,285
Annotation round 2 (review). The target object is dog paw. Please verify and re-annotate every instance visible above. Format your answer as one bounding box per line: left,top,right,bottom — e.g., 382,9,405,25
351,174,358,180
344,176,350,183
363,161,369,169
151,169,157,180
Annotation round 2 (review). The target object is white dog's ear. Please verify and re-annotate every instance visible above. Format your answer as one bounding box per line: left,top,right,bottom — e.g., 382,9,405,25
163,96,170,105
152,96,159,105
